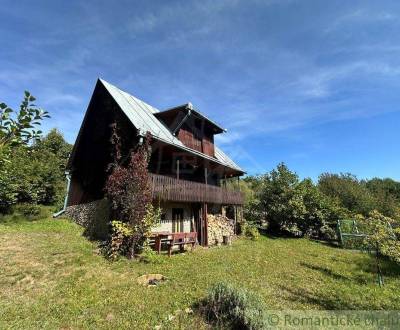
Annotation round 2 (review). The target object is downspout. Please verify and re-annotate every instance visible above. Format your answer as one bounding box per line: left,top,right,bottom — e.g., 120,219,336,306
53,171,72,218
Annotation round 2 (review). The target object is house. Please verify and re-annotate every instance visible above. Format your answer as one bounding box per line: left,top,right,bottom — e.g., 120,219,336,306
63,79,245,246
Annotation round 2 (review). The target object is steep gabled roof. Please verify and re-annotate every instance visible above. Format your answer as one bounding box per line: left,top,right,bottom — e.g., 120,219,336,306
99,79,244,174
155,103,226,134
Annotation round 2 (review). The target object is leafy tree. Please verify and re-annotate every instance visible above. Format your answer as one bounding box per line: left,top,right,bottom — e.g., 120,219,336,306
255,163,332,236
35,128,72,184
367,178,400,200
359,210,400,286
0,92,52,213
366,178,400,220
0,145,18,211
104,126,154,258
0,130,71,213
257,163,301,234
318,174,400,220
244,164,345,239
297,179,329,236
318,173,375,215
240,176,266,227
0,91,49,147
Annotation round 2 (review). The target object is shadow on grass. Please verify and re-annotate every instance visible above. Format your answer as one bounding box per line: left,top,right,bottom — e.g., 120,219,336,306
311,239,341,249
260,232,300,240
278,285,367,310
300,262,368,285
350,256,400,278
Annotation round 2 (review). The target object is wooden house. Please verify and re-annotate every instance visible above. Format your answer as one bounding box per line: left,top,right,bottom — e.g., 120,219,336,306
64,79,244,246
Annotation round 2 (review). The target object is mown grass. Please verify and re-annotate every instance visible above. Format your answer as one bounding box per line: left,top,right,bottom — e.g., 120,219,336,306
1,216,399,329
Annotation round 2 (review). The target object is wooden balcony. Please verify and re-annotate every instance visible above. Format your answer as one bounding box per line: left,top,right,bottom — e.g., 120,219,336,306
149,173,243,205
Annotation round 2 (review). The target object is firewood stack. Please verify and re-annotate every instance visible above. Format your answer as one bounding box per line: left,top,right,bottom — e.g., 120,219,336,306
207,214,235,246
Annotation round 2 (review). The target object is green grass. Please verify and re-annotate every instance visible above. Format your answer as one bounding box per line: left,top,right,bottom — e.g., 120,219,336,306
1,216,399,329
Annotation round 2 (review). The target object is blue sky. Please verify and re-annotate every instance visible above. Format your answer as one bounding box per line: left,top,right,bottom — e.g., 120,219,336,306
1,0,399,180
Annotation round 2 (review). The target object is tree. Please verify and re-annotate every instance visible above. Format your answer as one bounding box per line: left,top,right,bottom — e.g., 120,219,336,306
256,163,331,236
318,173,375,215
35,128,72,177
359,210,400,286
366,178,400,220
0,130,72,213
0,91,49,147
104,127,154,258
297,178,329,236
0,92,51,213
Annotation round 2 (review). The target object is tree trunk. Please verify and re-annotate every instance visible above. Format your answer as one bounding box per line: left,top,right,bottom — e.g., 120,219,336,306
376,246,384,287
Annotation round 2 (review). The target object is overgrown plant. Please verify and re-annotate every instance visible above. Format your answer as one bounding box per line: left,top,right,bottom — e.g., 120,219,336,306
0,93,56,213
241,223,260,240
104,125,154,258
359,210,400,286
201,282,268,329
107,220,133,260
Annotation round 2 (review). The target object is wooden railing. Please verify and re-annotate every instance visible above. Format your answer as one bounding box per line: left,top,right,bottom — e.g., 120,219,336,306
149,173,243,205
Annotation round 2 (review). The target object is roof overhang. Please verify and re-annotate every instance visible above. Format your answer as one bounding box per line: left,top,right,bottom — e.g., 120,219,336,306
151,136,244,177
154,103,226,134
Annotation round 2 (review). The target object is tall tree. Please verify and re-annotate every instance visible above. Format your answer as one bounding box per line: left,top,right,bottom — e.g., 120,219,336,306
104,127,153,258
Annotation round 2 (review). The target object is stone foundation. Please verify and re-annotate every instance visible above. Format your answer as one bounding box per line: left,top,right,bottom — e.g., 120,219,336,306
207,214,235,246
64,199,110,239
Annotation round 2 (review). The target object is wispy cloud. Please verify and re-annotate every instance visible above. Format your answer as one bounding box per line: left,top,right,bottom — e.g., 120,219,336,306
1,0,400,178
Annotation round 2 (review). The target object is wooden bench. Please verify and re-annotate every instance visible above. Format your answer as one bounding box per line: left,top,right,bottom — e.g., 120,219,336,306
167,232,197,257
150,232,171,254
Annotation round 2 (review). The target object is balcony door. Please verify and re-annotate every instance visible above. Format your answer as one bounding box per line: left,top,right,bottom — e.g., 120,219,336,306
172,208,184,233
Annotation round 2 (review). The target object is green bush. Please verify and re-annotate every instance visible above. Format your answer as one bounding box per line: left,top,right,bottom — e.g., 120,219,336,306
0,203,49,223
201,282,268,329
14,203,41,217
242,223,260,240
319,224,337,241
0,129,71,213
140,242,164,264
105,220,133,260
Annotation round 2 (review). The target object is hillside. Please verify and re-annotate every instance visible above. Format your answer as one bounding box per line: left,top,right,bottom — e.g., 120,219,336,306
1,217,399,329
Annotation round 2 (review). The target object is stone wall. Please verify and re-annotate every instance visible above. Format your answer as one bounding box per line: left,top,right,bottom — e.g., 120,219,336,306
64,199,110,239
207,214,235,245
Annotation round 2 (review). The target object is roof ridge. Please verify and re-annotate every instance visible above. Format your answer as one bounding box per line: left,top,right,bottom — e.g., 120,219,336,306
98,78,244,173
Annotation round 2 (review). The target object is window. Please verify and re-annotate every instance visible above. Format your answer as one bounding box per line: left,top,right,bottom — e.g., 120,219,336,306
172,208,184,233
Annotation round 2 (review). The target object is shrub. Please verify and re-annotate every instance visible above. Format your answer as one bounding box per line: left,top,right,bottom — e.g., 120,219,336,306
104,204,161,260
0,130,71,213
106,220,133,260
140,243,164,264
201,282,268,329
14,203,41,218
104,127,153,258
242,223,260,240
13,203,50,220
0,203,49,223
319,224,337,241
256,164,333,237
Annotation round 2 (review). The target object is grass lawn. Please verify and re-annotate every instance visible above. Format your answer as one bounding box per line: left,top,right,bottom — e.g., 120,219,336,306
1,217,399,329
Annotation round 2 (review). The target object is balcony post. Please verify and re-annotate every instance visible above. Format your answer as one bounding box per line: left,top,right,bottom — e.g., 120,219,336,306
203,167,208,246
203,202,208,246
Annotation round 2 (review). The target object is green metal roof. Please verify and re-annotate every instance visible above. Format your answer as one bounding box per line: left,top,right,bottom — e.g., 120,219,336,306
100,79,244,174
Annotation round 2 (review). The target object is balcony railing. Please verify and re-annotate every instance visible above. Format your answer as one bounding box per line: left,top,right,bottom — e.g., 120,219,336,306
149,173,243,205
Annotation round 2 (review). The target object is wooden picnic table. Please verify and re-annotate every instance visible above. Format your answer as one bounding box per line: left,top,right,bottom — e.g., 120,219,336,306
151,231,171,254
150,231,197,255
